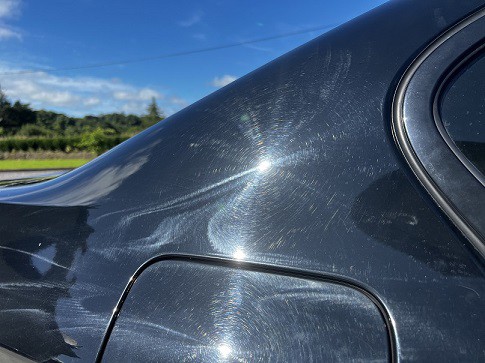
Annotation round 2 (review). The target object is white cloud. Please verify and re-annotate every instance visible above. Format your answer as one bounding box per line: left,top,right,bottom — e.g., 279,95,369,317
120,102,144,115
4,77,80,106
83,97,101,106
0,64,188,116
211,75,237,88
178,11,203,27
0,25,20,39
112,91,131,101
192,33,206,41
0,0,21,19
33,91,79,106
169,96,188,106
114,88,161,101
0,0,22,41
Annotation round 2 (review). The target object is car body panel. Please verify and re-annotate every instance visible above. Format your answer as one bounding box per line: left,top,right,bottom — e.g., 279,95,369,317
0,0,483,361
102,260,391,362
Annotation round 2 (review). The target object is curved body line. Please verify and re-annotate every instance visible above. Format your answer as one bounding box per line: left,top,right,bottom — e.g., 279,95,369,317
95,253,398,363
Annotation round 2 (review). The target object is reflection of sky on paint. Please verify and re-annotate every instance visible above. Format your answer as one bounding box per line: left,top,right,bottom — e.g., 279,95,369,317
31,245,56,274
49,155,148,205
1,155,147,206
0,138,160,206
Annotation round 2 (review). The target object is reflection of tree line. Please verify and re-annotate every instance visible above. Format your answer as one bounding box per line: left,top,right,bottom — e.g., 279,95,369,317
0,204,92,361
351,169,481,277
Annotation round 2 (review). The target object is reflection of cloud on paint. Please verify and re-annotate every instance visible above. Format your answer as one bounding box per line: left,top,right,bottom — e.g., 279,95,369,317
46,154,149,206
63,156,148,205
30,140,162,207
125,209,207,253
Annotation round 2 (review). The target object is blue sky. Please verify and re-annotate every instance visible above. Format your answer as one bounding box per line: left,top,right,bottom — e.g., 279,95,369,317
0,0,387,117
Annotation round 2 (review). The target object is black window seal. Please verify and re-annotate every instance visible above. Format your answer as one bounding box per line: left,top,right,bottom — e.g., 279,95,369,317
434,42,485,186
392,6,485,258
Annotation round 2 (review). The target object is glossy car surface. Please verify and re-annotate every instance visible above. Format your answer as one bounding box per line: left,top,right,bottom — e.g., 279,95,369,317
0,0,484,361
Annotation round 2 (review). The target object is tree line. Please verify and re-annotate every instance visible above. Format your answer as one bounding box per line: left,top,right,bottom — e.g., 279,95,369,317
0,88,165,154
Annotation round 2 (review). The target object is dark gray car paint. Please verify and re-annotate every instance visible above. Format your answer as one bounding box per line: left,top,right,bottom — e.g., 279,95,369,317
102,260,390,362
0,0,483,361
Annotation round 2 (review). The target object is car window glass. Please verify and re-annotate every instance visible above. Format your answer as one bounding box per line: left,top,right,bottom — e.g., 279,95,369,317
440,50,485,176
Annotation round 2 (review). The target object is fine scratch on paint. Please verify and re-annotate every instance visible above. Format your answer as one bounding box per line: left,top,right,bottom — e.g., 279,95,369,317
118,168,255,228
120,318,203,344
324,209,339,231
0,245,71,271
458,284,480,298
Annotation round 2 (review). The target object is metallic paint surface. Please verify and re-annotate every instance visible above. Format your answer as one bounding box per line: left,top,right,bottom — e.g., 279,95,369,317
102,261,390,362
0,0,483,361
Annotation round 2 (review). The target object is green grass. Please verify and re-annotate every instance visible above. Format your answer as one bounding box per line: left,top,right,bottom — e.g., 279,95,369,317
0,159,91,170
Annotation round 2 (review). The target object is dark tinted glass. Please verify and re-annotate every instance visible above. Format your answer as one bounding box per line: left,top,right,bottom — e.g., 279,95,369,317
441,51,485,176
